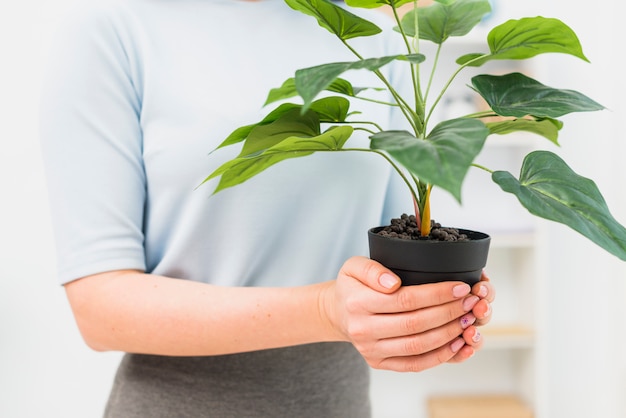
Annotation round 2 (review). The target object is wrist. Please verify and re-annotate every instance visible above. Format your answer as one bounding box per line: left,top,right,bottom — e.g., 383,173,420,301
315,280,347,342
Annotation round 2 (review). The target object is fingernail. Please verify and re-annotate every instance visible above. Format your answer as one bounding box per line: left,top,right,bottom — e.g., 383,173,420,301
478,285,488,298
472,330,482,343
463,295,479,311
451,338,465,353
460,314,476,329
379,273,399,289
453,284,470,298
483,303,492,317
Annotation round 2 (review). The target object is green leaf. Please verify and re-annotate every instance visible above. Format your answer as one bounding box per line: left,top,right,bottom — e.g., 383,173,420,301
285,0,381,40
214,97,352,152
370,118,489,201
308,96,351,122
267,125,354,152
239,109,321,157
472,73,604,118
264,78,299,106
486,118,563,145
264,77,377,106
493,151,626,261
295,54,425,110
458,16,589,66
214,103,304,150
204,125,354,193
399,0,491,43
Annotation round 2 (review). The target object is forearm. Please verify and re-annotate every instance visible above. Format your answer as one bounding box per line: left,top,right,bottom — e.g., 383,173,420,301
65,270,343,356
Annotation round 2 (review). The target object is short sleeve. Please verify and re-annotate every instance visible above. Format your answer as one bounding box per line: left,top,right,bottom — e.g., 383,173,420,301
39,3,146,284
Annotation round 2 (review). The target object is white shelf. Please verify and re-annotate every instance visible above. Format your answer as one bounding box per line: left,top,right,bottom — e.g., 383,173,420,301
482,325,535,350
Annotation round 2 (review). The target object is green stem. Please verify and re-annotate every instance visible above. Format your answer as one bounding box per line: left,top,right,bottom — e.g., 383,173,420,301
472,163,494,173
466,110,499,119
424,53,490,128
349,121,383,130
352,126,378,135
351,96,400,108
423,43,443,106
339,39,420,135
391,0,424,132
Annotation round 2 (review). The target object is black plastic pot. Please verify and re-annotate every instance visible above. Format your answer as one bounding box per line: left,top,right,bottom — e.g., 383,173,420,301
368,227,491,287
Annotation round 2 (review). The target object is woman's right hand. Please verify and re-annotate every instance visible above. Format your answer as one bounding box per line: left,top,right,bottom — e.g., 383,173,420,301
321,256,482,372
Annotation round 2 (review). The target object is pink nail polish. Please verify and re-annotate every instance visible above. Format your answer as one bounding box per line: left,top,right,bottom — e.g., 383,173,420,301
460,314,476,329
472,330,482,343
463,295,479,311
379,273,398,289
451,338,465,353
453,284,470,297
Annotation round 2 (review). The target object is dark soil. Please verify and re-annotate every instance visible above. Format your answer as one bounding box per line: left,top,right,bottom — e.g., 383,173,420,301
376,213,470,242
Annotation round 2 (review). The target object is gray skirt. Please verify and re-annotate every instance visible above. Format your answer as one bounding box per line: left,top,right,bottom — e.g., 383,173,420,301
103,342,371,418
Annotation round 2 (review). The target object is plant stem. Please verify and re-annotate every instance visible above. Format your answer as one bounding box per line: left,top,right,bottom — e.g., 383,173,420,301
466,110,499,119
391,0,424,134
419,185,432,236
424,53,490,128
423,43,443,106
472,163,494,173
351,96,400,108
339,37,420,136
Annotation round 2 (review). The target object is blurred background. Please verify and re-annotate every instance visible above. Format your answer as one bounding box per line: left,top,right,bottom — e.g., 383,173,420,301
1,1,625,417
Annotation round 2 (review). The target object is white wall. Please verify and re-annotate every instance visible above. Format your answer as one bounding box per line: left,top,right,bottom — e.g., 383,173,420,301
538,1,626,417
2,1,625,417
1,2,122,417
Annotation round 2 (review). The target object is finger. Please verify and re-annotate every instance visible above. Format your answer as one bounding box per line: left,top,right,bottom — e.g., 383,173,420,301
447,327,482,363
471,271,495,303
447,344,476,364
472,299,492,326
370,281,473,314
371,336,469,372
371,311,473,357
360,298,479,340
461,325,483,349
340,256,401,294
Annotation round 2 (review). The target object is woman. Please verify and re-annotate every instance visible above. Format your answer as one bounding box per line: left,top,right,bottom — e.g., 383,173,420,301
39,0,494,416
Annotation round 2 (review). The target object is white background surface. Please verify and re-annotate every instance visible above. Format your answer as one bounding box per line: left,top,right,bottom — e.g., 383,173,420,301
1,1,625,417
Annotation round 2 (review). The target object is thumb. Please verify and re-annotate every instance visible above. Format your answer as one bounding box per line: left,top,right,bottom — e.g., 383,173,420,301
340,256,401,294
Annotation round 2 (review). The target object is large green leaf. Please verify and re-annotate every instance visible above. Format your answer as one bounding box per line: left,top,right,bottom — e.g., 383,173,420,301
204,125,354,193
486,118,563,145
214,103,304,150
215,97,351,151
399,0,491,43
295,54,425,110
493,151,626,261
264,77,377,106
239,109,321,157
457,16,588,66
285,0,381,40
370,118,489,201
472,73,604,118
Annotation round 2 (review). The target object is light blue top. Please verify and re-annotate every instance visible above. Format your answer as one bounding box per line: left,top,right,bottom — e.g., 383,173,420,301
40,0,411,286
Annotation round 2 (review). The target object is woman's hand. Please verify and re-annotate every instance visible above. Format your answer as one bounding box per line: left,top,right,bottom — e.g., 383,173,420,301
321,256,490,372
447,270,495,363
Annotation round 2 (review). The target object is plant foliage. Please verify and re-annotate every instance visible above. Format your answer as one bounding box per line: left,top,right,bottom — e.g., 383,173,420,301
202,0,626,261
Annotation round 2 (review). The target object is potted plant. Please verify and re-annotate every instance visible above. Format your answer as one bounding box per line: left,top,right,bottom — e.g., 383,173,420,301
201,0,626,286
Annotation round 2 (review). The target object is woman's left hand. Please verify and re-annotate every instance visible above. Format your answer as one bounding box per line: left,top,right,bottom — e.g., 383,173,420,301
448,270,495,362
